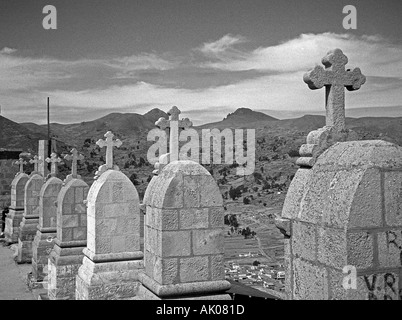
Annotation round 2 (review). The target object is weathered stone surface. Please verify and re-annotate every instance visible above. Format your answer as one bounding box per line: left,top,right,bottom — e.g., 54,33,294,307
139,160,230,300
291,221,316,262
317,227,347,270
76,166,143,300
31,176,63,281
347,232,374,269
47,177,89,300
17,173,44,263
281,139,402,300
377,230,402,268
293,258,328,300
384,172,402,227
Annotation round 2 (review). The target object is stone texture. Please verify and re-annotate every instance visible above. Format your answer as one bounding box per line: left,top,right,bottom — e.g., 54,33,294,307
4,171,28,243
31,176,63,281
48,178,89,300
280,139,402,300
293,258,328,300
377,230,402,268
384,172,402,227
138,160,230,300
291,221,316,262
17,173,44,263
347,232,374,269
76,168,143,300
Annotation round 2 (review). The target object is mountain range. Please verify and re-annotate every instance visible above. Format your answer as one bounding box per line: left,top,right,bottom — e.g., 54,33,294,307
1,107,402,152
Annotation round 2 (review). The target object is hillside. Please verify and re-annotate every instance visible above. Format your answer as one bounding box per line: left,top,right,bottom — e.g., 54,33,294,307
198,108,278,129
0,116,48,152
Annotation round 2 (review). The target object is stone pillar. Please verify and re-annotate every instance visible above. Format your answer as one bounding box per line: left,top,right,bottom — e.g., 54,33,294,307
75,170,143,300
4,172,29,243
281,140,402,300
137,160,231,300
17,140,48,263
48,178,88,300
17,173,44,263
31,176,63,281
38,140,49,177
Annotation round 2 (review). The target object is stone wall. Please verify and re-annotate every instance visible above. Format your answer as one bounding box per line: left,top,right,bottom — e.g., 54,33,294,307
0,158,20,209
282,140,402,300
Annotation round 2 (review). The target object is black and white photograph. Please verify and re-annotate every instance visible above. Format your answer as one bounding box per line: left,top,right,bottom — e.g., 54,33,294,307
0,0,401,306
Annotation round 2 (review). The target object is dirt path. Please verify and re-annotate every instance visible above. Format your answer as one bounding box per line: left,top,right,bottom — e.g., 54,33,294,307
0,243,35,300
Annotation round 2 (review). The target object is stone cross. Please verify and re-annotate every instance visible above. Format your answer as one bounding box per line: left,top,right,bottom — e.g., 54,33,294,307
95,131,122,178
14,158,27,174
303,48,366,132
29,156,42,173
64,148,85,181
155,106,193,162
45,153,62,176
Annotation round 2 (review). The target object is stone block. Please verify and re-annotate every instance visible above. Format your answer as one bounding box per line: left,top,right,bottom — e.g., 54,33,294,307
73,227,86,241
350,272,400,300
183,176,200,207
162,176,184,209
192,229,224,255
179,256,209,283
292,258,328,300
292,221,316,262
347,232,374,269
161,209,178,231
210,254,224,281
179,208,208,229
161,231,191,257
317,227,347,270
282,168,312,220
384,171,402,227
199,175,223,207
154,257,179,285
209,207,224,228
377,230,402,268
62,215,79,228
349,168,382,228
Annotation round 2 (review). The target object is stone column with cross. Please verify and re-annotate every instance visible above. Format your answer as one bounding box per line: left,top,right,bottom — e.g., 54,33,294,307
17,141,49,263
45,152,62,178
14,158,27,176
94,131,122,178
4,157,30,244
296,48,366,168
154,106,193,173
63,148,85,183
75,132,144,300
47,149,89,300
29,156,42,175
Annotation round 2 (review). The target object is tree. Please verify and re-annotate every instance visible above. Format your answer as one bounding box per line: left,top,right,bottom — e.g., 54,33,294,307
243,197,250,205
253,260,260,266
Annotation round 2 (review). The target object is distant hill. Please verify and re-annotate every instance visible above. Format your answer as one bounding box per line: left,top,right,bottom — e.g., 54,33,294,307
0,116,48,152
21,108,169,147
5,107,402,153
198,108,278,129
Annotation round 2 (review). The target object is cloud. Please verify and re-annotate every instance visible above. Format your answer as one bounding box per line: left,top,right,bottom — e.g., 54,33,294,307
0,47,17,54
2,32,402,125
198,34,247,57
197,33,402,78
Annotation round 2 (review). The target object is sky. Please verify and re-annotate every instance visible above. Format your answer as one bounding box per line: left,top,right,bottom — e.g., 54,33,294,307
0,0,402,125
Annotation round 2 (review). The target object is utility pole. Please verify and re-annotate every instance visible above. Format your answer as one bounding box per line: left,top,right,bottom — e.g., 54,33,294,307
47,97,52,163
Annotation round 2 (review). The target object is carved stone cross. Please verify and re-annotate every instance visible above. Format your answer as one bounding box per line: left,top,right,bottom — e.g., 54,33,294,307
303,48,366,132
15,158,27,174
95,131,122,178
155,106,193,162
45,152,62,176
64,148,84,181
29,155,42,173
